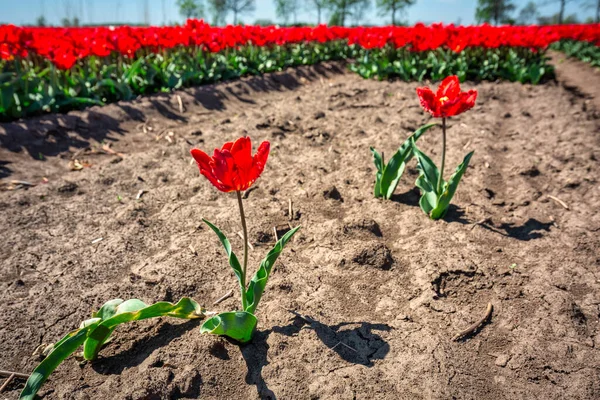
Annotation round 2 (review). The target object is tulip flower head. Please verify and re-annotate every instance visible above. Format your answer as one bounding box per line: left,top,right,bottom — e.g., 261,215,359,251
416,76,477,118
410,75,477,220
191,136,270,193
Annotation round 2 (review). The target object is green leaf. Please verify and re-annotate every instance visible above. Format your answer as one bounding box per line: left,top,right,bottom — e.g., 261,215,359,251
245,226,301,314
19,328,91,400
370,147,383,173
92,299,124,320
200,311,258,343
370,147,383,198
202,219,245,298
429,151,474,220
83,297,206,361
379,123,437,199
412,143,441,215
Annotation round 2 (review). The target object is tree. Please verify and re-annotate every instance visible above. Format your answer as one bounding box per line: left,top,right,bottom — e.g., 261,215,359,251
177,0,204,19
224,0,255,25
376,0,415,25
208,0,227,25
517,1,538,24
326,0,371,26
582,0,599,22
61,16,80,27
537,12,580,24
254,18,276,25
275,0,299,25
36,15,48,27
475,0,516,25
306,0,328,24
349,0,371,25
541,0,583,24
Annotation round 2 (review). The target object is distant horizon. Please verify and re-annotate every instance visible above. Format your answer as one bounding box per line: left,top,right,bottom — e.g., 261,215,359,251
1,0,596,27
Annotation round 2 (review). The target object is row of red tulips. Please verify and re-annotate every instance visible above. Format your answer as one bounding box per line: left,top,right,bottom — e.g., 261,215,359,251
2,21,600,70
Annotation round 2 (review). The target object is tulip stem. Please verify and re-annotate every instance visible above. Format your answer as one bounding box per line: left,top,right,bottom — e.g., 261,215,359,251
438,117,447,194
236,190,249,311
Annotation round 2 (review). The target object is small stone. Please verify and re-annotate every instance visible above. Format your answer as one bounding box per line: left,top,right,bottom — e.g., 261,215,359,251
495,354,510,367
519,165,540,177
314,111,326,120
58,182,78,193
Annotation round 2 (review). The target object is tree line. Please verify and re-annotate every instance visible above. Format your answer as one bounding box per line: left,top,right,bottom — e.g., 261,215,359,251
178,0,598,26
30,0,600,27
476,0,599,25
177,0,416,25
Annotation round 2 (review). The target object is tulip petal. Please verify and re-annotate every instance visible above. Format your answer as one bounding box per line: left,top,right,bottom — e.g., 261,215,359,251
220,141,234,152
190,148,212,170
416,87,439,117
213,149,237,192
191,148,227,191
436,75,461,99
231,136,253,188
250,141,270,186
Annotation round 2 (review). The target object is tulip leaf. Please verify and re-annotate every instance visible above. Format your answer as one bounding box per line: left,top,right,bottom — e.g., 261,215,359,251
372,123,435,200
413,143,441,214
379,123,437,199
429,151,474,220
20,328,91,400
370,147,383,198
203,218,245,298
245,226,301,314
83,297,206,361
19,297,206,400
200,311,258,344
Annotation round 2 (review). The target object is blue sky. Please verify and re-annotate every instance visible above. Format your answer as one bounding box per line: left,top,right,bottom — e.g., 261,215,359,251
0,0,595,26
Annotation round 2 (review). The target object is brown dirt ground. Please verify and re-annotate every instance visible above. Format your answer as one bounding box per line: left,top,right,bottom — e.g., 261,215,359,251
1,61,599,400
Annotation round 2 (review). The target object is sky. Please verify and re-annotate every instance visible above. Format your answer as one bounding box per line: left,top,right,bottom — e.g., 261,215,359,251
0,0,595,26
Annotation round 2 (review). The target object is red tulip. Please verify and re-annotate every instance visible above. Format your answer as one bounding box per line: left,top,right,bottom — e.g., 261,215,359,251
191,136,270,193
416,76,477,118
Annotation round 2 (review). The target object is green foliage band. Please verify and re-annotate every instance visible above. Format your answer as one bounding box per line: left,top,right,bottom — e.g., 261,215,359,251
1,44,554,121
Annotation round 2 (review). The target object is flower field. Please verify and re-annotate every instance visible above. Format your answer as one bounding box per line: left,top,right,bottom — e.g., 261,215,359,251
1,22,599,121
1,20,600,400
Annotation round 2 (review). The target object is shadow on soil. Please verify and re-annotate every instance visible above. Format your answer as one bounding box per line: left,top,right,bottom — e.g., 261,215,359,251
0,63,345,179
185,62,345,112
0,160,11,178
0,110,127,166
235,315,391,400
391,189,471,224
481,218,553,241
239,330,277,400
90,319,201,375
274,315,391,367
391,187,421,207
444,205,470,225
